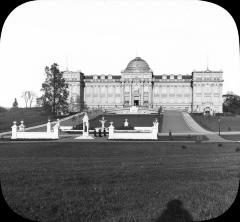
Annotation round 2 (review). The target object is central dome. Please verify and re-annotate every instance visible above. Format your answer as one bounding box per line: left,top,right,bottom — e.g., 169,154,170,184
125,57,151,72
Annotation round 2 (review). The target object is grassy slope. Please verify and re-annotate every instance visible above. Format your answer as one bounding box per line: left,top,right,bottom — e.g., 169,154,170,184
191,114,240,132
0,142,239,222
0,108,55,133
220,135,240,141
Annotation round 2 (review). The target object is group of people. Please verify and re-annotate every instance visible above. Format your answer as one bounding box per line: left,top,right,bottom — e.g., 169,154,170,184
93,128,107,137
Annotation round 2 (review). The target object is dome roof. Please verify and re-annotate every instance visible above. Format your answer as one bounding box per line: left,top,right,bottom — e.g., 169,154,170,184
125,57,151,72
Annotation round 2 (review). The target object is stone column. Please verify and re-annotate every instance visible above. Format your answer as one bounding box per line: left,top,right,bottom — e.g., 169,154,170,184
113,85,116,106
98,85,101,107
201,84,204,111
83,87,86,104
53,123,59,139
130,82,132,106
192,83,195,112
106,85,108,105
11,121,17,139
47,120,51,133
148,83,151,108
151,83,153,108
141,82,144,106
211,83,214,107
91,86,94,104
56,119,60,128
122,83,124,107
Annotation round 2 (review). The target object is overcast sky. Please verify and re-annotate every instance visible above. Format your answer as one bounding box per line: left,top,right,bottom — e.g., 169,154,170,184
0,0,239,107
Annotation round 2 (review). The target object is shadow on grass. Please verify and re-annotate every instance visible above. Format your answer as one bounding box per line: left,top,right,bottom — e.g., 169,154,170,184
155,199,193,222
0,181,33,222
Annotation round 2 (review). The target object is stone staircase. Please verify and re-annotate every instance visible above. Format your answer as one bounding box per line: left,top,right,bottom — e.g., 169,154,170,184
105,106,157,114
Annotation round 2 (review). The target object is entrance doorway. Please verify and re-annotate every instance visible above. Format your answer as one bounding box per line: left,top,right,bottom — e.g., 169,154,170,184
134,100,139,106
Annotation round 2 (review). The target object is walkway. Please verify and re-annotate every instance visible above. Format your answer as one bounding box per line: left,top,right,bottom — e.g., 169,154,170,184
178,111,234,143
161,110,236,143
161,110,193,133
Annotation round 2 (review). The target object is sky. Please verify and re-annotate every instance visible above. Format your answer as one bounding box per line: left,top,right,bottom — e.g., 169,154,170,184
0,0,239,107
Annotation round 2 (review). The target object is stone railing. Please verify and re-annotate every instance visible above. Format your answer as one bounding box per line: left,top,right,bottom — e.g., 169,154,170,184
11,120,59,140
108,120,159,140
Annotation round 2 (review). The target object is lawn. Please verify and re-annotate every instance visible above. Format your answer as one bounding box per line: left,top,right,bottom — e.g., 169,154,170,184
158,135,209,141
0,108,55,133
220,135,240,141
191,114,240,132
0,142,239,222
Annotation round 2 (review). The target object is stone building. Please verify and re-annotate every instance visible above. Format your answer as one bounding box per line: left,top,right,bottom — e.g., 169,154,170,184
62,57,223,114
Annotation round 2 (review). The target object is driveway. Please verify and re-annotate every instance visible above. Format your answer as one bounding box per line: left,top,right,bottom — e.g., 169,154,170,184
161,110,193,133
161,110,235,143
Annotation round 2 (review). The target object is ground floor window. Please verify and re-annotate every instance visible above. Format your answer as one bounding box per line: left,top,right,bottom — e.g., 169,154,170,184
143,101,148,106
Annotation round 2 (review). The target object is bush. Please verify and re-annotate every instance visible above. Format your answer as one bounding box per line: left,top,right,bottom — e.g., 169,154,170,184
0,106,7,113
223,112,233,116
218,143,223,147
235,147,240,152
196,135,202,143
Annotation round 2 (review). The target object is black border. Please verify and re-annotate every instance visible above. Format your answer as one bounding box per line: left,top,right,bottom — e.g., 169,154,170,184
0,0,239,221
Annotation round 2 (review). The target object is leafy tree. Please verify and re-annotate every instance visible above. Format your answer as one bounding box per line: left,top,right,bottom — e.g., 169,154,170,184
12,98,18,108
40,63,69,115
36,97,43,107
223,93,240,114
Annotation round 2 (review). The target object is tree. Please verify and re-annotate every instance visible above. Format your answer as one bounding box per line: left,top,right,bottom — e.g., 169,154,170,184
40,63,69,115
29,91,37,108
36,97,43,107
21,91,36,108
12,98,18,108
223,93,240,114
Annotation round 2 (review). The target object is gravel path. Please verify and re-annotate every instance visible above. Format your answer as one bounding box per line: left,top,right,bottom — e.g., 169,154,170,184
161,110,193,133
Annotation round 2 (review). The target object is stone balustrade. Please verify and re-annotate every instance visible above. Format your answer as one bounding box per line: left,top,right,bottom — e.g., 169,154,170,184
11,120,59,140
108,119,159,140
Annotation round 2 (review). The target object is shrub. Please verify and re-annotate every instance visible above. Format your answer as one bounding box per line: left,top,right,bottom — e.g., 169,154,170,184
181,145,187,149
0,106,7,113
218,143,223,147
195,135,202,143
223,112,233,116
235,147,240,152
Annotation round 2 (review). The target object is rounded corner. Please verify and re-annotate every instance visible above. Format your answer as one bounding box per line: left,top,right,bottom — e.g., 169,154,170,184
1,0,36,35
0,183,33,221
203,1,239,33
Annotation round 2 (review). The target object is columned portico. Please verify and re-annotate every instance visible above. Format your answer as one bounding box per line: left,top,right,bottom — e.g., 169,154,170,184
121,57,154,108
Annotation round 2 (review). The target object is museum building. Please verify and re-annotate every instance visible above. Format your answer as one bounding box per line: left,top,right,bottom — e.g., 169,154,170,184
62,57,223,114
